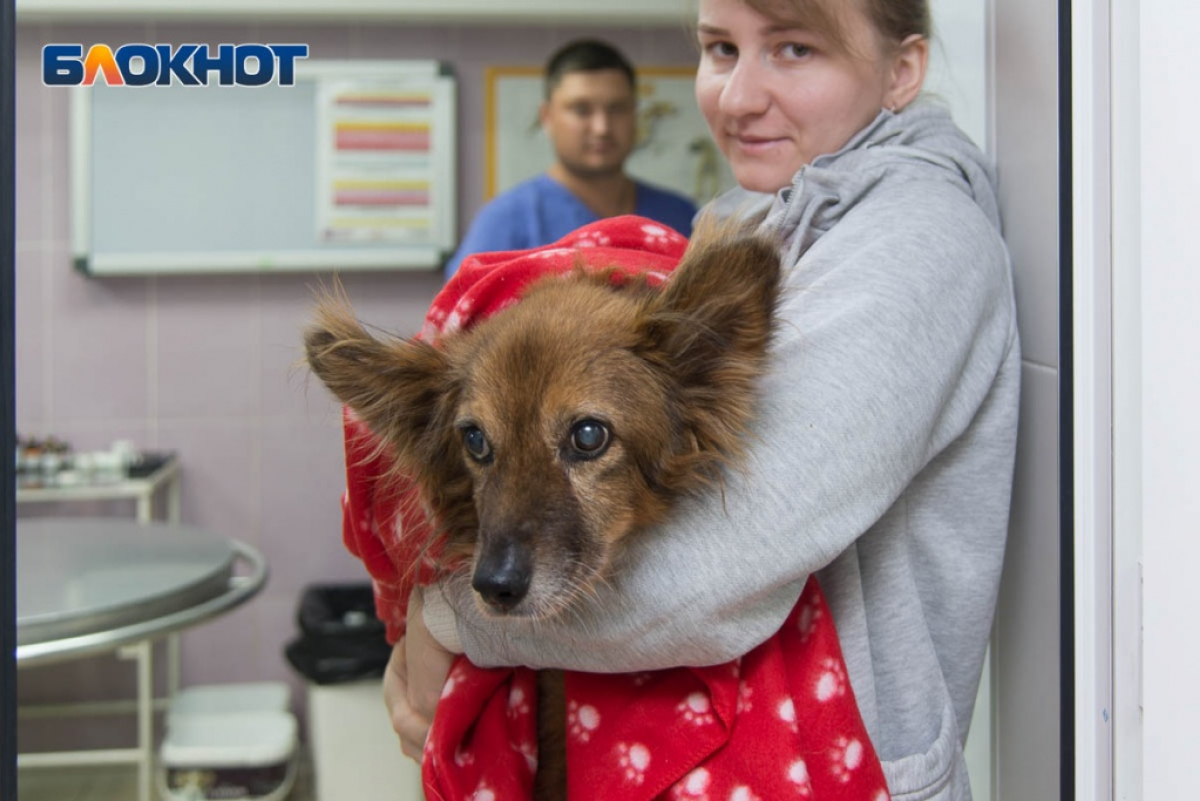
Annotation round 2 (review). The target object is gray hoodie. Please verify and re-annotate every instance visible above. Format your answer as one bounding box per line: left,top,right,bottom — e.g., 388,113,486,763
424,100,1020,801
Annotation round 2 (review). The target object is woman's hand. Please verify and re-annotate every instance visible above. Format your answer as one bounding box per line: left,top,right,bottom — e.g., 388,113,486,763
383,588,455,762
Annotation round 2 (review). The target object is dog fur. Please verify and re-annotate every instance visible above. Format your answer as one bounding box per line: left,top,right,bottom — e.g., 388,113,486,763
305,216,781,798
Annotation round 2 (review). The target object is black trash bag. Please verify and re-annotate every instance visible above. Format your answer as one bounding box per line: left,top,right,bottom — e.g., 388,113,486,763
284,583,392,685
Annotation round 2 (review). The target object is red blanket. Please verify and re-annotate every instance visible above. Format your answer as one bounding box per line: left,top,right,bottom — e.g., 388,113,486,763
339,216,891,801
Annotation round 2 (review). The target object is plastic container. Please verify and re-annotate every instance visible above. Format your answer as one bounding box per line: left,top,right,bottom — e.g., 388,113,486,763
168,682,291,722
159,711,298,801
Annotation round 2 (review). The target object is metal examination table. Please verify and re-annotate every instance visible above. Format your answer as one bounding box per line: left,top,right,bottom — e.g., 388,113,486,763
16,517,268,801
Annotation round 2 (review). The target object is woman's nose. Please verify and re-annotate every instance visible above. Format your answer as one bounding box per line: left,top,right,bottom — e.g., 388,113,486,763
719,59,770,117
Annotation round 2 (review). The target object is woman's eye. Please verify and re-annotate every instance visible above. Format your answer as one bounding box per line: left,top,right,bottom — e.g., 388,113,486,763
461,426,492,462
780,42,812,59
569,420,611,458
703,41,737,59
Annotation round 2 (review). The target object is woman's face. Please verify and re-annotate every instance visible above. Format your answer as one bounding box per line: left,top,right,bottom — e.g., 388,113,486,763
695,0,899,193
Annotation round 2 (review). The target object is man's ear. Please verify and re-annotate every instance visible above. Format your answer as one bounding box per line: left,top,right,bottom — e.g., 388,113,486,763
886,34,929,111
304,294,455,467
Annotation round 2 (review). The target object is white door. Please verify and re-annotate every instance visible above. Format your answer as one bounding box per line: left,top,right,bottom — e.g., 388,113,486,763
992,0,1065,798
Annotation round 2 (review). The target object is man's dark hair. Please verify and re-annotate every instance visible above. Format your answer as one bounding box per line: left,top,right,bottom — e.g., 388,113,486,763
543,39,637,100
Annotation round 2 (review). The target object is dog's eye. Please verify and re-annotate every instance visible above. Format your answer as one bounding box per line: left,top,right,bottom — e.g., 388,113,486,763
461,426,492,462
569,420,611,458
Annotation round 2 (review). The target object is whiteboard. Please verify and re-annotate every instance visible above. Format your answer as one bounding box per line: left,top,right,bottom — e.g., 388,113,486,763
71,60,457,276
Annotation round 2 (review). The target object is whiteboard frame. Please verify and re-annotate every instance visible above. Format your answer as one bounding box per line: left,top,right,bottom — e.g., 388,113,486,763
70,59,457,276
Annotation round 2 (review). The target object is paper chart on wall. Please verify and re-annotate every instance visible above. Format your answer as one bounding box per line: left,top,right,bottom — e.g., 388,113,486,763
486,66,737,206
316,80,441,245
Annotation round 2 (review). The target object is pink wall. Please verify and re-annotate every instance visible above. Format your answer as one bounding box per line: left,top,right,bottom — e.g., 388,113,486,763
14,19,700,749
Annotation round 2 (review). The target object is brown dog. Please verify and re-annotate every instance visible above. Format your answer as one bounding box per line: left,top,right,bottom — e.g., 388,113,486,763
305,216,781,798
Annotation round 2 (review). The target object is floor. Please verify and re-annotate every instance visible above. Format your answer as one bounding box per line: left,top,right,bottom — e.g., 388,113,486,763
16,750,317,801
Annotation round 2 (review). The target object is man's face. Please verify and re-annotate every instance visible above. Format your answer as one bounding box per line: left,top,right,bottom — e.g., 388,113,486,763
540,69,637,180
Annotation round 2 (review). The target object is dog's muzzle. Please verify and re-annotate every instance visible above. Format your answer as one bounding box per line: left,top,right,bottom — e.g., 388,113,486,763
472,538,532,613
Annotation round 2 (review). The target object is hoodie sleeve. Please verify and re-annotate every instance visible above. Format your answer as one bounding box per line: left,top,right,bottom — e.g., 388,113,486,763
436,179,1017,672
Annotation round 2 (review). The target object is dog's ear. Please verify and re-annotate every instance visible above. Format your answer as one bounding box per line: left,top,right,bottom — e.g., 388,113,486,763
304,291,456,469
636,214,782,483
642,213,781,384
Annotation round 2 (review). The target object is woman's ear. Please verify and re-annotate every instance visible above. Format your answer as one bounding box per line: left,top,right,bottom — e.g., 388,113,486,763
886,34,929,111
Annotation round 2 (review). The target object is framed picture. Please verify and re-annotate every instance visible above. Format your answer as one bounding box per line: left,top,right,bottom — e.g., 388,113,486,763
484,65,736,206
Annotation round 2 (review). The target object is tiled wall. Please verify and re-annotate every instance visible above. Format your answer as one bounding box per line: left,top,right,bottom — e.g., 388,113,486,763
14,19,700,748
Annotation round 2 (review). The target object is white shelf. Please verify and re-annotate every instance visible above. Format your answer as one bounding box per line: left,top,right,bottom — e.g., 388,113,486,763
17,453,181,524
15,0,693,25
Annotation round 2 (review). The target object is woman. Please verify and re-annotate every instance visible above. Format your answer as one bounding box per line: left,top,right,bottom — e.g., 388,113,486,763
391,0,1019,797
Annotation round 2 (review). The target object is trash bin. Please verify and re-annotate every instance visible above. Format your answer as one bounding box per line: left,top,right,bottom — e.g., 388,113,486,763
284,583,391,686
284,583,424,800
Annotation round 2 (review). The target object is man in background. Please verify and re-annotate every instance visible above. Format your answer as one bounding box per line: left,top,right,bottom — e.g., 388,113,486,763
444,39,698,278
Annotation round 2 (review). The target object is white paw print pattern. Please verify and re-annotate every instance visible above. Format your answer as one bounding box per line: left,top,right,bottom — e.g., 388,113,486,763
829,736,865,783
787,759,813,797
518,739,538,775
671,767,712,800
640,223,675,249
387,514,404,542
535,247,571,260
573,231,612,248
454,744,476,768
796,598,822,644
815,657,848,702
441,663,470,699
507,686,531,719
617,742,651,785
629,672,653,688
470,783,496,801
492,297,518,316
777,697,799,734
677,692,716,726
737,680,754,714
442,310,464,334
729,786,763,801
439,296,477,333
567,700,602,743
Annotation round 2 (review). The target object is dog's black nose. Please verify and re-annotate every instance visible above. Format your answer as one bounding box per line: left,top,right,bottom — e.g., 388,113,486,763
472,540,532,612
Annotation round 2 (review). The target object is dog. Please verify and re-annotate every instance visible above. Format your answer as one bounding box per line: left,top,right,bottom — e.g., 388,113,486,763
305,215,781,799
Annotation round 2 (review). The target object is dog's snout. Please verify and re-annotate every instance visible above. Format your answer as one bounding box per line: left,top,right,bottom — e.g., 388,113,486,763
472,539,532,612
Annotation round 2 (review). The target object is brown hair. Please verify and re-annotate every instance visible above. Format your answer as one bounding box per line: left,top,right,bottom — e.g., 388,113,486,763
742,0,930,56
543,39,637,101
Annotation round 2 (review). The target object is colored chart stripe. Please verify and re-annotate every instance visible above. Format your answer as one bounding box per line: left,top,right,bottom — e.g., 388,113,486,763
335,189,429,207
335,124,430,151
335,93,432,108
329,217,430,228
335,179,429,190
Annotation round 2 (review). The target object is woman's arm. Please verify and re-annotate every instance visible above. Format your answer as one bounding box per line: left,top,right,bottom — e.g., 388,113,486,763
384,589,456,761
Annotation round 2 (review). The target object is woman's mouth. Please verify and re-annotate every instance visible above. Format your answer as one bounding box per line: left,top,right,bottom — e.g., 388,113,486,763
729,133,788,155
